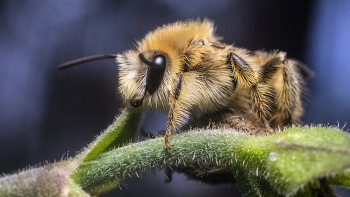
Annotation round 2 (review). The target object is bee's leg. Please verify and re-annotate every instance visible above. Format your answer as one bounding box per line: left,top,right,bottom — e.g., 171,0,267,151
227,52,272,120
164,133,172,149
261,53,304,127
165,73,183,149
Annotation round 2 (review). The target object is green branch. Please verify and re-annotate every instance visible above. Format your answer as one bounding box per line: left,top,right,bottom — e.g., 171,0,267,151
71,128,247,192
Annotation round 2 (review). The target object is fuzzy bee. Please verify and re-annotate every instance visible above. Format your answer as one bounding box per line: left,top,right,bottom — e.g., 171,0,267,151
60,19,310,149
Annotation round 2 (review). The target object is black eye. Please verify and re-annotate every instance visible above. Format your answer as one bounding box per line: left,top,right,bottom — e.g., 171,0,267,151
139,53,166,95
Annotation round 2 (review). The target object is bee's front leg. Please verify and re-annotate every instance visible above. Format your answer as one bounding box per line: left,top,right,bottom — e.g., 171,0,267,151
165,73,183,149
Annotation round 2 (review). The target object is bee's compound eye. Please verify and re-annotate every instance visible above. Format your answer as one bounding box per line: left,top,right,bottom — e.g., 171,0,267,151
139,53,167,95
145,55,166,95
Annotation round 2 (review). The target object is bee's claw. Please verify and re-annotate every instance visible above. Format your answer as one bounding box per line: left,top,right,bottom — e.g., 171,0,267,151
165,144,173,150
164,135,173,150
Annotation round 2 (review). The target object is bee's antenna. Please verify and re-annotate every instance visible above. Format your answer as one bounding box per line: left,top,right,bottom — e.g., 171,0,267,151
58,54,118,70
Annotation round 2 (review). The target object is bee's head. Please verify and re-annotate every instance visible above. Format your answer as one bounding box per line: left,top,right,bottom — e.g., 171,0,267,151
117,49,170,109
117,19,218,109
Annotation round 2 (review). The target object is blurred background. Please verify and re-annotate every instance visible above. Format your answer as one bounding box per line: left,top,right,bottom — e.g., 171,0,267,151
1,0,350,196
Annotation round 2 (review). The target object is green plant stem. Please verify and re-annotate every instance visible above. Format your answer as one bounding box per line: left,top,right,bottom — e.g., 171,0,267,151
79,108,142,162
71,129,249,191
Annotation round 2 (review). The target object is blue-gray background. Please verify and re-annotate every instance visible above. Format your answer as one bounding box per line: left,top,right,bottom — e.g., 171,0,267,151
1,0,350,196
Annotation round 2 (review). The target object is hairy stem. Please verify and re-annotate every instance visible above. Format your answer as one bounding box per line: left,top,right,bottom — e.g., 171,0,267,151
71,129,250,191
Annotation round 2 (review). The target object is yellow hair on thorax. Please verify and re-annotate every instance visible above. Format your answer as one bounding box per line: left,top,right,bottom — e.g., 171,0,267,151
138,19,219,54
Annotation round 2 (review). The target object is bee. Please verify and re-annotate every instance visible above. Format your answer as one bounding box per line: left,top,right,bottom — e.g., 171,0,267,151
59,19,310,149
